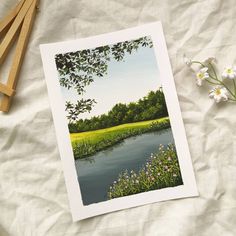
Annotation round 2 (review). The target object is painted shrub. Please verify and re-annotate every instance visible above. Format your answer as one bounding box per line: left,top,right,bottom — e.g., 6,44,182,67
108,144,183,199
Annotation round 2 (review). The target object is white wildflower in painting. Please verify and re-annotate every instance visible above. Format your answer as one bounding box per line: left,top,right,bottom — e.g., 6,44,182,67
196,67,209,86
209,86,228,103
222,66,236,80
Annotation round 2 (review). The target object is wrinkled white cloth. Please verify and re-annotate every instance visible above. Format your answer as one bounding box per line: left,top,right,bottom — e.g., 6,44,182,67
1,0,236,235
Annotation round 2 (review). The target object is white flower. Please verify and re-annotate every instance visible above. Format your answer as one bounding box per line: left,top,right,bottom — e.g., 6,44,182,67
209,86,228,103
204,57,216,64
222,66,236,80
183,54,192,67
196,67,209,86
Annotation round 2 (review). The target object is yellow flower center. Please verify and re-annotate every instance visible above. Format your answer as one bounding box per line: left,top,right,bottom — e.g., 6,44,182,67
227,68,233,74
197,73,203,79
215,88,221,95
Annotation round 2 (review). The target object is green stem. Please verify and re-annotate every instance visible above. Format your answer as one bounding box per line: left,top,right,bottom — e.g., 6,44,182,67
205,79,220,85
233,79,236,94
208,62,218,80
209,74,218,81
217,80,236,99
191,61,206,67
228,97,236,102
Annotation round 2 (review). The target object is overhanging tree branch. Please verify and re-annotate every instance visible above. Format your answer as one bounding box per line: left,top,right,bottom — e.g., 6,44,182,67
55,36,153,122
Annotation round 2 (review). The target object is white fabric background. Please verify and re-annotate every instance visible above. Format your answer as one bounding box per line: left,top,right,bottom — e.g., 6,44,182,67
0,0,236,235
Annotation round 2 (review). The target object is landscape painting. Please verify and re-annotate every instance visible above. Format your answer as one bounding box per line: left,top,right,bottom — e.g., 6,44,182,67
54,36,183,205
40,22,198,221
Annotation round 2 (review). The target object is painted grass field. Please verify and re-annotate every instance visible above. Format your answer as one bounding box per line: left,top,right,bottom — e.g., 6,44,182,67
71,117,170,159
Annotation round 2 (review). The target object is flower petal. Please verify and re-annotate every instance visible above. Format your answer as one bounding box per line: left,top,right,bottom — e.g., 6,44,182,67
222,94,228,101
203,73,209,79
209,92,214,98
221,87,228,94
200,67,208,73
196,78,202,86
222,72,228,79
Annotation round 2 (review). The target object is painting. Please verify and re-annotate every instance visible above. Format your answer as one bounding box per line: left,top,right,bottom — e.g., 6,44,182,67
40,22,198,221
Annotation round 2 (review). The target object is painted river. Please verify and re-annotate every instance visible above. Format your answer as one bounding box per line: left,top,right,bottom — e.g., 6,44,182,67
75,128,174,205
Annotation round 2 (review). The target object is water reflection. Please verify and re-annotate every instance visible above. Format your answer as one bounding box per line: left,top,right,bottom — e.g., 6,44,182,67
77,128,170,164
75,128,174,205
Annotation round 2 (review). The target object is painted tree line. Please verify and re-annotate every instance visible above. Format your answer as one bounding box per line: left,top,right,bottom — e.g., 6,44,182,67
69,89,168,133
55,36,153,122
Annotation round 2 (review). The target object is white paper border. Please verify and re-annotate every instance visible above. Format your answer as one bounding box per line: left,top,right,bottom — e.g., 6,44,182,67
40,22,198,222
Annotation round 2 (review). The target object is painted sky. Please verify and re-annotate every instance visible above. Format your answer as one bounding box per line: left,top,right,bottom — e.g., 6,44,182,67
60,40,161,119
